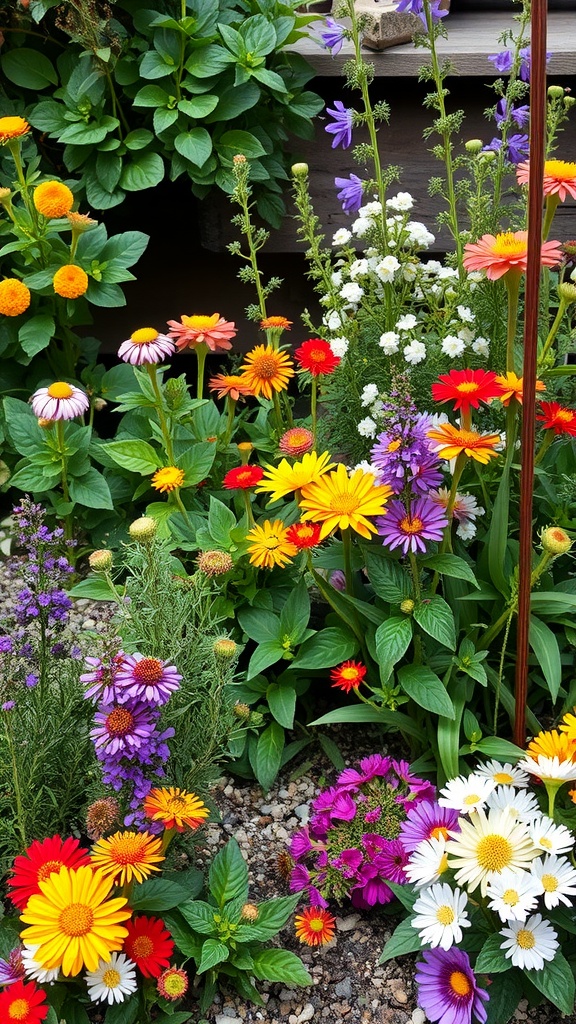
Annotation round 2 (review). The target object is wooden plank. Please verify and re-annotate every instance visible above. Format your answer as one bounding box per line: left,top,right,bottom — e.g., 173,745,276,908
291,12,576,76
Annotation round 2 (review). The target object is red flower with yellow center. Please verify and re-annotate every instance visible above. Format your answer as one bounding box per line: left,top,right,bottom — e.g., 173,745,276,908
517,159,576,202
294,338,340,377
223,465,264,490
124,915,174,978
285,521,322,549
7,835,91,910
330,660,367,693
537,401,576,436
495,371,545,406
157,966,188,1001
463,231,563,280
294,907,336,946
431,369,500,413
0,979,48,1024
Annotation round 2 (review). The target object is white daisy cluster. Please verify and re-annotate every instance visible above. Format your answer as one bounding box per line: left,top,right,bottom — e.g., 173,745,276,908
21,947,138,1003
407,759,576,971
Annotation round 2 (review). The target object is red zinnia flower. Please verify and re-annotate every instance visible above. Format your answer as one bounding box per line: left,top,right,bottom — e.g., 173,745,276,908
222,465,264,490
7,834,91,910
0,979,49,1024
285,521,322,549
124,915,175,978
431,369,500,413
330,660,367,693
294,907,336,946
294,338,340,377
537,401,576,436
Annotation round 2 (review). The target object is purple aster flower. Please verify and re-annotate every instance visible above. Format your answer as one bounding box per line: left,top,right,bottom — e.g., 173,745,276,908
25,674,38,688
518,45,551,82
377,496,449,555
415,948,489,1024
488,48,514,74
371,411,434,493
115,652,182,706
335,173,364,214
325,100,353,149
329,791,357,821
0,636,13,653
81,653,131,705
337,754,391,789
391,759,436,802
2,701,15,712
320,17,346,54
0,949,25,986
408,452,444,494
494,98,530,129
91,700,157,757
484,134,530,165
399,800,460,853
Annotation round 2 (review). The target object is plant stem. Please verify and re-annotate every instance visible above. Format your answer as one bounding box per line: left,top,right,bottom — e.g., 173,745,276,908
311,378,318,447
4,711,26,847
542,194,560,241
342,527,354,594
56,419,73,543
146,364,175,463
195,344,208,400
505,271,522,373
538,299,567,367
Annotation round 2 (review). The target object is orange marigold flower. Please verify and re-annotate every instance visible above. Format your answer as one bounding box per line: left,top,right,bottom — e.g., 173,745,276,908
143,786,210,832
495,371,545,406
330,660,367,693
426,423,501,465
285,521,322,549
517,159,576,203
260,316,292,330
151,466,185,492
223,465,264,490
278,427,314,457
294,906,336,946
0,115,30,144
431,369,500,413
462,231,563,280
240,344,295,399
33,180,74,218
53,264,89,299
294,338,341,377
208,373,254,400
537,401,576,436
0,277,31,316
167,313,236,352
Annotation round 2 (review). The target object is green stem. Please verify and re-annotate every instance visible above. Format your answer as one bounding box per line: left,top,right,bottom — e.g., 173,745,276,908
311,378,317,447
272,390,283,433
56,419,73,543
505,271,522,374
504,402,518,466
538,299,567,368
146,364,175,463
494,611,513,733
4,711,26,847
440,452,466,555
222,396,237,448
342,527,354,595
534,431,554,467
242,489,255,527
542,194,560,241
195,343,208,401
479,606,513,651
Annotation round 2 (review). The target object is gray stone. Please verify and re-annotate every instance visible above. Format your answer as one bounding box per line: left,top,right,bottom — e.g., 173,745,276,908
334,979,353,1000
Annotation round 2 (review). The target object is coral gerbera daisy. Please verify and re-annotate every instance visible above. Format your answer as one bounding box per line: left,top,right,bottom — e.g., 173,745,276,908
278,427,314,457
462,231,563,280
426,423,501,465
118,328,175,366
517,159,576,202
123,915,174,978
167,313,236,352
285,521,322,549
246,519,298,569
0,979,48,1024
415,948,489,1024
256,451,336,502
151,466,185,492
495,371,545,406
7,835,91,910
31,382,89,421
299,464,393,540
85,951,137,1004
294,338,341,377
330,660,366,693
431,369,500,413
240,345,295,399
223,465,264,490
294,906,336,946
20,865,131,975
91,831,165,886
376,496,449,555
208,374,254,400
537,401,576,436
143,786,210,832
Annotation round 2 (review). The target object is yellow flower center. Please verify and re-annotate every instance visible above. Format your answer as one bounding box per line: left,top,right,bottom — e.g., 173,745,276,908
8,998,30,1021
545,159,576,178
109,833,150,865
476,834,513,872
556,409,573,423
133,658,164,683
463,794,481,805
492,232,527,258
340,667,361,682
493,772,514,784
133,935,155,957
455,429,481,446
516,928,536,949
47,381,74,399
430,825,449,841
449,971,471,998
163,972,187,996
540,837,553,850
296,525,315,540
168,795,187,811
251,355,279,379
387,439,402,452
436,905,455,925
59,902,94,936
106,707,135,738
456,381,480,393
37,858,64,882
102,968,121,988
182,314,218,330
263,536,280,550
329,492,360,515
131,328,159,344
399,515,424,535
309,917,325,932
502,888,519,906
541,873,558,892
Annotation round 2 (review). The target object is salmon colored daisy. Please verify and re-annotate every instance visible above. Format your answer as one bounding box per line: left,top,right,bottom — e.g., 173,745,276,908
462,231,563,280
299,464,393,540
143,787,210,832
278,427,314,457
330,660,366,693
537,401,576,436
0,979,48,1024
123,916,174,978
294,338,341,377
431,369,500,413
285,521,322,549
256,451,336,502
517,159,576,202
246,519,298,569
294,906,336,946
260,316,292,331
33,181,74,218
208,374,254,400
495,371,545,406
240,345,295,399
223,465,264,490
426,423,501,465
7,835,91,910
0,116,30,144
167,313,236,352
151,466,185,492
0,278,31,316
91,831,165,886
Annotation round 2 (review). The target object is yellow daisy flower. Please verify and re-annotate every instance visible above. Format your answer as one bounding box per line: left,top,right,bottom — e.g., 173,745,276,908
256,451,335,502
143,786,210,832
246,519,298,569
526,729,576,762
91,830,165,886
299,464,393,540
240,345,294,399
151,466,185,492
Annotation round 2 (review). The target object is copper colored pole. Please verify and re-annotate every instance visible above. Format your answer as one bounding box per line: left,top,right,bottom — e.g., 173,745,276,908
513,0,548,747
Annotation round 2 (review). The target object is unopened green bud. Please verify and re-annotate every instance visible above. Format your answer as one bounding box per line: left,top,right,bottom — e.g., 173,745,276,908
541,526,572,555
129,516,158,542
400,599,415,615
291,162,309,177
214,637,237,660
89,549,112,571
548,85,564,100
558,281,576,304
233,702,251,721
564,96,576,110
479,149,497,163
165,375,188,410
93,397,107,412
465,139,483,155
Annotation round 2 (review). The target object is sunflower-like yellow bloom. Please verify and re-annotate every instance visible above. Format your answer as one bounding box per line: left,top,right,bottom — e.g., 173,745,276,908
559,711,576,742
20,865,131,976
91,830,165,886
240,345,294,399
299,464,393,540
256,451,335,502
246,519,298,569
143,786,210,832
426,423,501,465
528,728,576,762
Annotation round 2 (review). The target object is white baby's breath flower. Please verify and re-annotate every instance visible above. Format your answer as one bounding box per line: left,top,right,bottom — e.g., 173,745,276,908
329,336,349,358
375,255,400,283
472,337,490,357
412,883,470,950
351,216,371,237
349,258,369,279
387,191,414,212
340,281,363,304
331,270,343,287
324,310,344,331
441,335,466,358
358,200,382,219
361,383,379,407
457,305,475,323
422,260,443,276
379,331,400,355
485,868,541,922
357,417,377,438
405,222,435,248
403,340,427,365
438,266,458,280
531,853,576,909
332,228,352,246
396,313,418,331
499,914,558,970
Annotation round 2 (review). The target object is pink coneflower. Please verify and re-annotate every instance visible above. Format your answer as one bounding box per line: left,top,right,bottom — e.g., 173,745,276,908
80,654,129,705
118,328,175,365
377,496,449,555
167,313,236,352
31,382,89,420
429,487,484,526
415,948,489,1024
462,231,563,280
115,654,181,706
517,159,576,202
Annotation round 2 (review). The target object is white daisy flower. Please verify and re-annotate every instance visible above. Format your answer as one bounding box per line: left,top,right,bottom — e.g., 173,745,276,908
340,282,363,304
349,258,369,279
499,914,558,970
412,882,470,950
486,786,540,823
329,336,349,358
332,228,352,246
402,263,418,282
475,760,530,789
529,816,575,856
457,305,475,323
438,773,495,814
405,836,449,888
446,806,538,896
441,335,466,358
485,868,541,922
519,754,576,784
357,417,377,438
471,337,490,357
437,266,458,280
530,854,576,909
396,313,418,331
360,383,379,407
379,331,400,354
375,255,400,283
85,952,138,1005
351,216,371,237
403,340,427,365
21,944,60,984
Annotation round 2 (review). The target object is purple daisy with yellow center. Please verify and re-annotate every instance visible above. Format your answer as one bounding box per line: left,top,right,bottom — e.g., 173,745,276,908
415,948,489,1024
115,653,182,706
377,496,449,555
399,800,460,853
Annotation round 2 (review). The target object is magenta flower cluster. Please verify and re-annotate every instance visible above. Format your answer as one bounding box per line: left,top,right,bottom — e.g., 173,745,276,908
289,755,434,910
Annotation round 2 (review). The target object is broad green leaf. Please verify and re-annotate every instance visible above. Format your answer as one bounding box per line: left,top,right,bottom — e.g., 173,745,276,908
179,900,219,935
104,996,140,1024
250,66,288,93
251,948,312,986
529,615,562,701
474,933,509,974
235,894,300,942
19,315,55,357
364,551,410,603
254,721,284,791
103,439,161,474
101,231,149,266
185,44,236,77
531,592,576,616
198,938,229,974
209,839,249,907
175,128,212,167
488,464,511,596
179,441,216,486
2,48,58,89
209,82,260,120
139,50,174,79
379,918,422,964
69,577,117,601
120,152,165,191
208,495,236,546
178,95,219,118
468,737,524,760
243,15,277,55
237,606,280,644
420,552,479,588
219,129,266,159
279,579,310,645
124,129,154,150
267,681,296,729
525,952,575,1015
130,878,194,912
69,468,113,510
288,627,358,669
413,596,457,650
9,462,61,491
398,664,455,719
310,704,425,740
133,84,171,107
161,910,203,958
483,971,523,1024
3,397,45,454
375,616,412,673
437,676,466,781
247,640,285,680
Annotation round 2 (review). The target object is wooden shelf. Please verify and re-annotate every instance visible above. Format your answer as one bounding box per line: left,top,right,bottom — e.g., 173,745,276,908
291,12,576,76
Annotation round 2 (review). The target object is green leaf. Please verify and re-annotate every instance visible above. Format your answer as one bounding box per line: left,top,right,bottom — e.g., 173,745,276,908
254,721,284,791
531,592,576,616
437,676,467,781
103,440,161,474
474,933,509,974
488,464,511,596
120,152,165,192
69,577,117,601
161,911,203,959
379,918,422,964
529,614,562,701
364,551,410,603
154,107,179,134
104,997,140,1024
178,95,219,118
247,640,285,680
186,44,236,77
3,397,45,454
289,627,358,669
219,129,266,159
208,495,236,546
2,48,58,89
28,99,67,132
175,128,213,167
18,315,55,357
59,120,117,144
101,231,149,266
198,938,229,974
413,596,457,650
60,1001,90,1024
235,894,301,943
267,681,296,729
69,467,113,510
9,462,61,491
420,552,479,588
130,878,194,912
310,704,425,740
250,67,288,93
251,948,312,986
209,82,260,120
384,879,417,910
397,664,455,719
525,952,575,1015
178,900,219,936
124,129,154,150
483,971,523,1024
209,839,249,908
375,616,412,674
280,579,310,645
179,441,216,486
237,606,280,645
133,84,171,107
139,50,175,79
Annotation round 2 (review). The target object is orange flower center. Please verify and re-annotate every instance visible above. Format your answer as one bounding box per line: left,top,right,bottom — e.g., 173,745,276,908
556,409,574,423
387,439,402,452
288,430,311,445
476,834,513,872
102,968,121,988
309,349,327,363
109,834,150,865
449,971,471,997
8,998,30,1021
340,667,361,682
545,159,576,179
106,707,135,738
455,381,480,394
131,328,159,344
430,825,449,841
133,658,164,683
516,928,536,950
399,516,424,535
0,116,30,142
59,902,94,936
491,233,527,258
47,381,74,399
236,470,255,485
261,316,291,329
181,314,218,330
251,355,280,379
329,492,360,515
132,935,155,957
37,858,64,882
296,525,315,540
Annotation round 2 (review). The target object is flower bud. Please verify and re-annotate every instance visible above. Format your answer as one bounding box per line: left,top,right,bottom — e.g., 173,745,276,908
400,599,415,614
240,903,259,921
165,375,188,410
197,550,233,577
564,96,576,110
37,417,55,429
291,162,309,177
479,150,497,163
213,637,237,660
89,549,112,571
233,153,247,164
129,516,158,542
93,397,107,412
541,526,572,555
465,139,483,155
233,702,251,720
237,441,254,465
558,281,576,304
547,85,564,100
